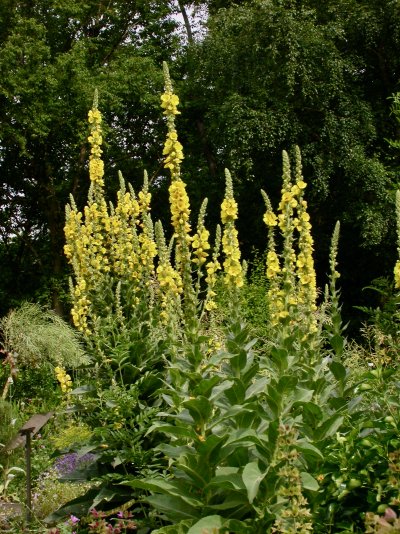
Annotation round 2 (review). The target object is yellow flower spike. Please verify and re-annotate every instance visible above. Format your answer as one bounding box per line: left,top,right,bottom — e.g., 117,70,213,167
87,92,105,189
169,179,191,238
192,199,211,268
221,170,243,290
55,366,73,394
395,260,400,289
160,92,181,116
263,211,278,227
221,198,238,224
395,191,400,289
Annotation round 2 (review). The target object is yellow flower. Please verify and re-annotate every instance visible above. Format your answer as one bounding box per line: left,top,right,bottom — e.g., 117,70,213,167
221,198,238,224
163,131,184,176
394,260,400,288
263,211,278,227
169,179,191,236
266,250,280,279
192,228,210,266
160,92,181,116
55,366,73,393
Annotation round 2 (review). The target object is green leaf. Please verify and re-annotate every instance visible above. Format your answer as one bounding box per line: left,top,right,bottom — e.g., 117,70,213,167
245,377,268,399
152,521,193,534
76,444,99,457
146,494,199,521
292,387,314,403
187,515,223,534
210,380,235,401
146,423,197,440
316,414,345,440
296,440,324,461
124,478,201,507
330,335,345,356
194,376,220,397
207,472,246,491
329,361,347,381
242,462,265,504
277,375,298,393
224,428,262,448
70,385,95,395
183,396,213,426
301,472,319,492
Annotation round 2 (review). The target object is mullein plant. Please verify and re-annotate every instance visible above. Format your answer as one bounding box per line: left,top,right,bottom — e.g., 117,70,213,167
322,221,346,360
263,147,317,342
394,190,400,290
64,64,244,365
64,89,164,375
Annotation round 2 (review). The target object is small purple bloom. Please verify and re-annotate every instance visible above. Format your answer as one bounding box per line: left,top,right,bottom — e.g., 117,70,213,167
54,452,96,476
69,515,80,524
117,511,124,518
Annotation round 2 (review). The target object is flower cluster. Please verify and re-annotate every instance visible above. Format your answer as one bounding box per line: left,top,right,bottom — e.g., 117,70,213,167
169,179,191,240
87,105,104,187
272,425,313,533
161,91,181,116
264,149,316,330
263,210,278,227
192,228,210,266
53,452,96,477
266,250,280,279
163,131,184,176
54,366,72,393
157,263,183,296
221,197,238,224
221,170,243,289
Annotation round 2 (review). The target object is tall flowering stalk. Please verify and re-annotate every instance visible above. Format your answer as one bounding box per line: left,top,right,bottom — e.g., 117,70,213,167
204,225,222,312
155,220,183,326
221,169,244,294
64,94,160,337
161,62,196,319
262,189,282,325
394,190,400,289
272,425,313,533
64,92,111,334
264,148,317,334
293,147,317,336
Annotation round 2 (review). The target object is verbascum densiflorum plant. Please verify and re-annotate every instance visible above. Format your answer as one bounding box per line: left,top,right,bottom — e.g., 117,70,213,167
65,64,242,338
155,220,183,326
263,148,317,334
221,169,244,293
293,148,317,335
64,94,158,335
204,225,222,312
272,425,313,533
394,190,400,288
161,62,196,318
109,176,141,281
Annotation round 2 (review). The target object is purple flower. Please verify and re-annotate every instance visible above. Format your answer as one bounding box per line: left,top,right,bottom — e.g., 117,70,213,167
69,515,80,524
117,511,124,518
53,452,96,476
